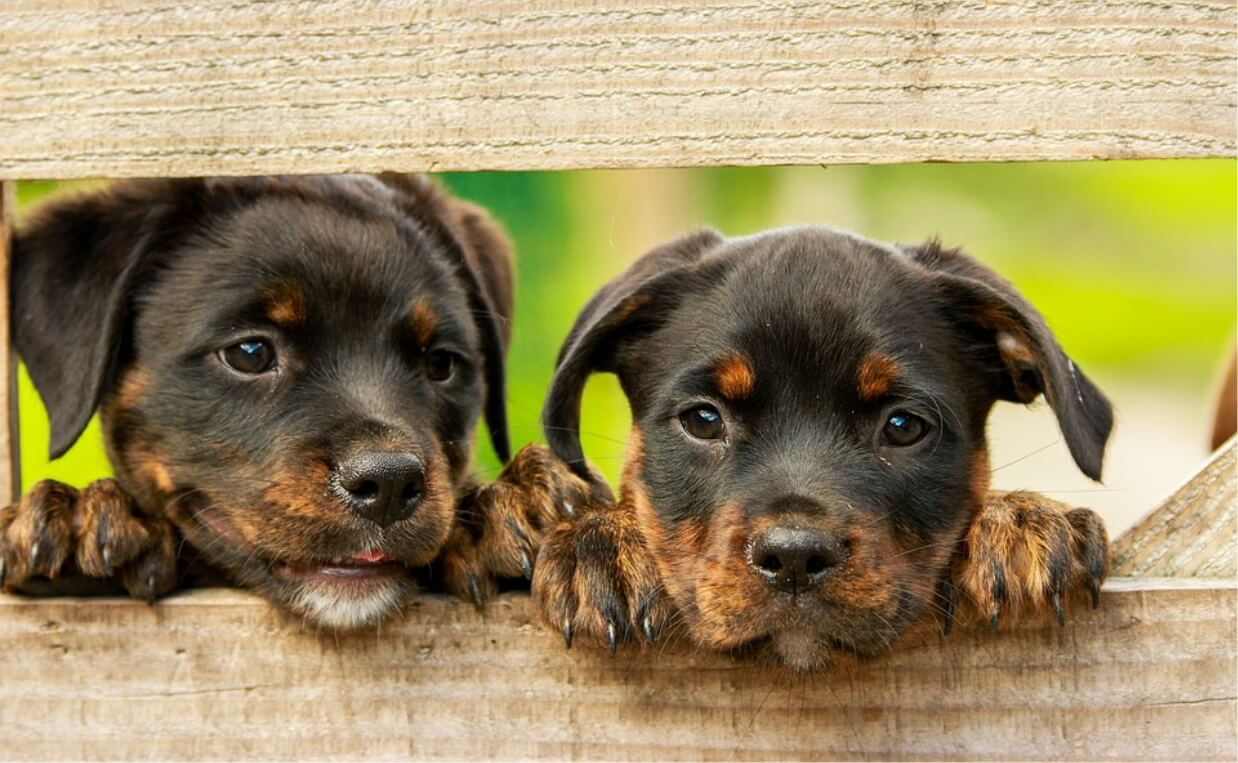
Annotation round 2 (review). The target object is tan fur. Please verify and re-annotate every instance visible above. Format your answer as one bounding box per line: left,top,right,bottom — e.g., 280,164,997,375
262,280,307,328
409,299,438,347
955,491,1108,625
857,352,899,401
714,351,755,400
440,444,592,606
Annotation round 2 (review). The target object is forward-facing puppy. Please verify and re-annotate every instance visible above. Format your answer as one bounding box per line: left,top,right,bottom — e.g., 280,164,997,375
2,174,577,628
533,226,1111,669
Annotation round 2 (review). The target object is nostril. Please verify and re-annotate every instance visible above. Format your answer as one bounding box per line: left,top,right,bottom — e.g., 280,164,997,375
756,553,783,573
400,482,422,504
354,480,380,500
805,554,829,575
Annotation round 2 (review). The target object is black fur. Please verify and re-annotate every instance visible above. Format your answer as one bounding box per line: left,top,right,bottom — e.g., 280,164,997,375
11,175,513,627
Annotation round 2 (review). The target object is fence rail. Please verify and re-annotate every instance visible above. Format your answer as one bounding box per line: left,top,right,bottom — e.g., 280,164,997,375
0,1,1235,179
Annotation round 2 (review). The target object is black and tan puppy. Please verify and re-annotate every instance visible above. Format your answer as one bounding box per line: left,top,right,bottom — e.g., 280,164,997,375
533,227,1111,669
2,174,579,628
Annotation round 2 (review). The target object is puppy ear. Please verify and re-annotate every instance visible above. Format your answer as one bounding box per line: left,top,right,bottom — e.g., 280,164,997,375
12,181,195,459
445,200,514,464
544,229,726,484
908,240,1114,481
379,174,514,463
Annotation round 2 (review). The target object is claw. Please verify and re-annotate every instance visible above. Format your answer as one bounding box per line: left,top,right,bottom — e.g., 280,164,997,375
607,621,618,656
1052,591,1065,628
942,581,959,637
28,541,41,574
0,556,6,588
145,574,157,607
469,575,484,612
1088,577,1101,609
989,604,1001,632
563,501,575,518
562,618,573,649
97,513,111,575
643,615,656,644
520,550,533,580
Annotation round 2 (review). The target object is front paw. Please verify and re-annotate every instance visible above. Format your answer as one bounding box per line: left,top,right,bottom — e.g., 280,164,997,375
950,491,1108,632
438,444,595,608
532,510,673,654
0,479,178,603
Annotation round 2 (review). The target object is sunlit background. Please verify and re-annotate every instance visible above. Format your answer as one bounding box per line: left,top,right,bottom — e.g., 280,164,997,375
14,160,1236,534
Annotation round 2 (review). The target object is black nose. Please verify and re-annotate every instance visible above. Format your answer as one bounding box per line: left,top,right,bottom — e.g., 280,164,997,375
750,526,845,594
333,452,426,527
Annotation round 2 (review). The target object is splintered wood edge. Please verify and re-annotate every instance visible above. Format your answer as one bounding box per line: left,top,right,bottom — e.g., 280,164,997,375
0,0,1235,179
1112,437,1237,577
0,578,1233,761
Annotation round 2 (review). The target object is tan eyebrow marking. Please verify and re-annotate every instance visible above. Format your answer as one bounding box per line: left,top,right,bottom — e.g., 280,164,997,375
714,351,755,400
409,299,438,346
263,281,307,328
857,352,899,401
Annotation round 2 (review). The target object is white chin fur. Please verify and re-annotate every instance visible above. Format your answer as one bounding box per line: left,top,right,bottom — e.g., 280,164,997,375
772,628,829,671
288,578,410,629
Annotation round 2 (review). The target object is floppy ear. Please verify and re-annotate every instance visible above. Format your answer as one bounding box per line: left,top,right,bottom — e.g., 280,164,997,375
544,229,726,484
907,240,1114,481
12,181,196,459
378,174,514,463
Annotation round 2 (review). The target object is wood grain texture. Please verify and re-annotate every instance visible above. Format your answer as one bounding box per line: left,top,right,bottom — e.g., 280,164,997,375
0,578,1233,761
1112,437,1237,578
1,1,1235,179
0,182,16,503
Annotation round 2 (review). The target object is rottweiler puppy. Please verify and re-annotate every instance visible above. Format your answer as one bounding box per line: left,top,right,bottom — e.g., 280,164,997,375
2,174,582,628
533,226,1111,669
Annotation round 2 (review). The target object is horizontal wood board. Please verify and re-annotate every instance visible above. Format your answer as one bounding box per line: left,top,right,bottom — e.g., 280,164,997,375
0,1,1235,179
0,578,1234,761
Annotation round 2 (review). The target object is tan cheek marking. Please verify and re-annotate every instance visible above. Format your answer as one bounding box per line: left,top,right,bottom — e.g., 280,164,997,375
969,447,992,509
409,299,438,346
857,352,899,401
264,282,307,328
714,351,755,400
113,367,151,410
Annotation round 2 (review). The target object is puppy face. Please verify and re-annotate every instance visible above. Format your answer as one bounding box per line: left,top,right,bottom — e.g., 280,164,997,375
546,227,1112,669
13,175,512,628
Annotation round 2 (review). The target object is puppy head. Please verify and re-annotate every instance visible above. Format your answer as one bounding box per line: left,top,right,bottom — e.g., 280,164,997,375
546,226,1112,669
13,174,512,628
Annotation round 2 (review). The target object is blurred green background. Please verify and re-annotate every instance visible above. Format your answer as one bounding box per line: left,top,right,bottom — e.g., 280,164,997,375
14,161,1236,530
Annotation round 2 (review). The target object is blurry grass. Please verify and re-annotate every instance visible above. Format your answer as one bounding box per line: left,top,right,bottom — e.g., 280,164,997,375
14,160,1236,491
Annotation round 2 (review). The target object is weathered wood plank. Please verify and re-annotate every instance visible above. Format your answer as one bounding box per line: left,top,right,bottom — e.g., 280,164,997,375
0,578,1233,761
1113,436,1237,578
0,1,1234,179
0,182,17,503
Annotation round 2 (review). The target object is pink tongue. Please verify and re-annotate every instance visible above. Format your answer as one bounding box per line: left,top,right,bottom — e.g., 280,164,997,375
352,550,391,564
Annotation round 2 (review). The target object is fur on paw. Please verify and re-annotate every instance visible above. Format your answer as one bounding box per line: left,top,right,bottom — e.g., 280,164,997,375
949,490,1108,632
0,478,178,603
532,509,674,654
438,444,595,609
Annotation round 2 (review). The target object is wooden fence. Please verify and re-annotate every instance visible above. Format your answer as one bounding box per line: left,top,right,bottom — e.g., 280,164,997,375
1,2,1235,760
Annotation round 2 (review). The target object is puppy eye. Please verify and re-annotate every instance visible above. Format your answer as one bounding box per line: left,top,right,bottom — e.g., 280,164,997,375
220,339,275,375
425,350,455,382
680,405,726,441
882,411,928,447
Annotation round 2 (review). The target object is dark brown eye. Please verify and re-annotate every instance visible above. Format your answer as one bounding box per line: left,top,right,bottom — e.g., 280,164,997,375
882,411,928,447
425,350,455,382
220,339,275,375
680,405,726,441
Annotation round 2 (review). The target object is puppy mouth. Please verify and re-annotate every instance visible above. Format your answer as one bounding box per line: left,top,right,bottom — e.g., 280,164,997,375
271,551,407,584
